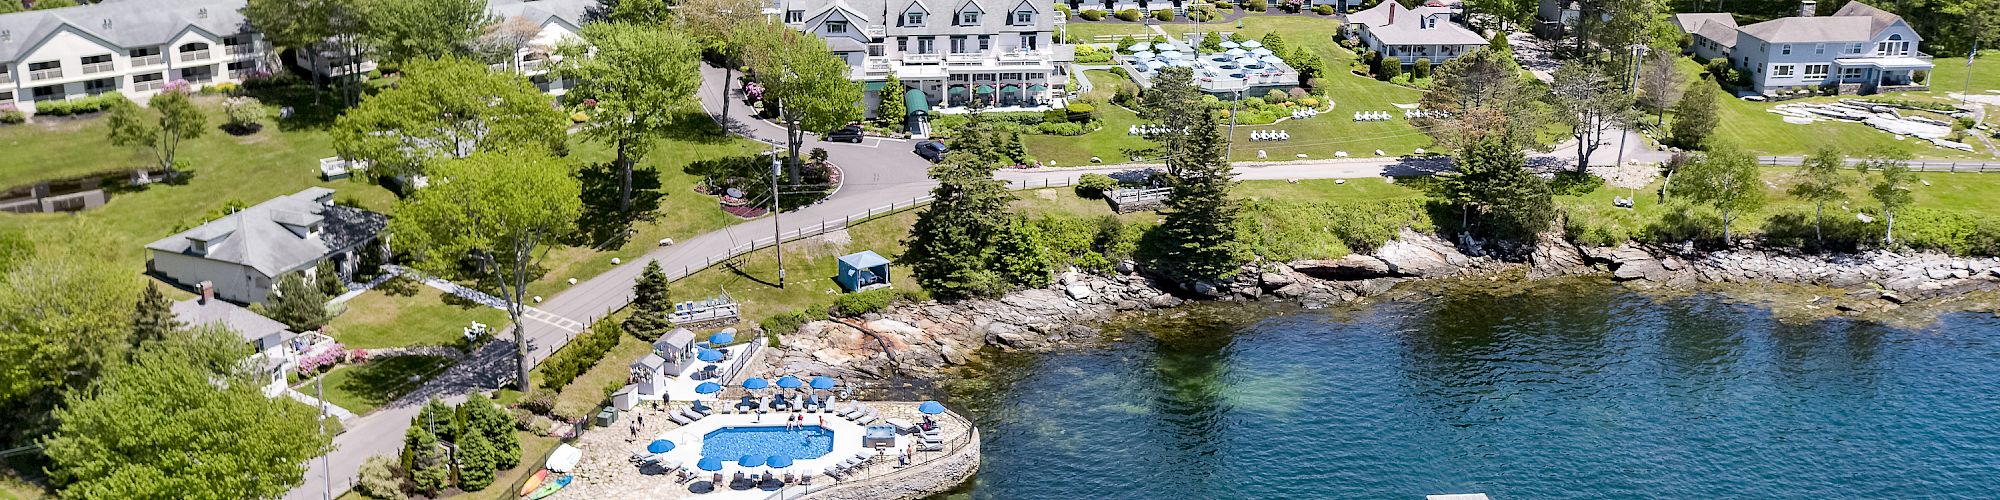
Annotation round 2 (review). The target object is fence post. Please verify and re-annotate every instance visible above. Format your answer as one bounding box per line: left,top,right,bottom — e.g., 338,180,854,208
1951,162,1958,173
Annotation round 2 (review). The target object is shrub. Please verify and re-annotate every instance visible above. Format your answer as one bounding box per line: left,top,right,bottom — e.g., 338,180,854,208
831,287,899,317
33,92,125,117
1081,8,1106,20
223,96,267,134
356,455,406,500
1312,3,1334,14
1115,8,1141,21
1239,198,1437,260
759,309,814,336
1549,171,1605,196
1065,102,1096,122
1246,0,1267,11
1413,58,1432,79
537,320,623,392
1076,173,1119,199
1299,97,1319,107
0,105,23,125
1035,121,1086,135
519,395,557,416
1379,59,1402,81
1152,8,1173,21
1263,89,1288,104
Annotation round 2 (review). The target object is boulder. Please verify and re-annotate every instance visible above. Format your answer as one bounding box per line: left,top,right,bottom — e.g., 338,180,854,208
1260,272,1295,289
1272,283,1311,298
1065,284,1094,301
1115,260,1138,274
1529,238,1591,278
1290,255,1395,280
1372,229,1471,277
1607,245,1667,281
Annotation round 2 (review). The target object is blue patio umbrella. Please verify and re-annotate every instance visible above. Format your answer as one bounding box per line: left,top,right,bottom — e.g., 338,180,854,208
709,331,734,344
696,348,724,362
918,401,946,414
809,376,837,390
695,381,722,394
742,377,770,390
698,457,724,471
647,439,675,454
766,455,794,469
737,455,766,467
775,375,804,389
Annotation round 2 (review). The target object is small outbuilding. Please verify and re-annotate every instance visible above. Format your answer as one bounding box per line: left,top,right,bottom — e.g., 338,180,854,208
835,250,891,292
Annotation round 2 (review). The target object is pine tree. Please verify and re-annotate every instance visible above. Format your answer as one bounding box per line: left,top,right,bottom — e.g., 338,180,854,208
1437,135,1555,242
402,423,449,496
622,261,674,341
1146,103,1246,283
1138,67,1207,176
905,112,1017,299
314,259,346,298
266,273,330,331
457,394,520,468
130,282,182,349
1670,81,1721,149
454,428,498,491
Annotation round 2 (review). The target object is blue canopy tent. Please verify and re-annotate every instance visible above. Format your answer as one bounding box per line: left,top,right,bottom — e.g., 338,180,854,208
836,250,892,292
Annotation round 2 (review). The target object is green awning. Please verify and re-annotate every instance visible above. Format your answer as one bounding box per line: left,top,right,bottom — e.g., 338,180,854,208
904,89,929,115
1028,84,1047,92
864,81,888,91
1001,85,1021,92
975,84,995,94
949,86,969,95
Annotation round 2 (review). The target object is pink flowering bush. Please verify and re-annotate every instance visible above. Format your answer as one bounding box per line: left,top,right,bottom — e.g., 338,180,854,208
744,82,765,103
297,342,349,374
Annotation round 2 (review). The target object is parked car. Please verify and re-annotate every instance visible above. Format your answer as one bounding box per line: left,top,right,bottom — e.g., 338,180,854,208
914,140,948,162
825,125,864,143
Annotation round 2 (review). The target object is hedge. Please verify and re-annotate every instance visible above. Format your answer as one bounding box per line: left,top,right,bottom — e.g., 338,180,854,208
1152,8,1174,21
1080,9,1106,20
34,92,126,117
537,320,623,392
1115,8,1141,21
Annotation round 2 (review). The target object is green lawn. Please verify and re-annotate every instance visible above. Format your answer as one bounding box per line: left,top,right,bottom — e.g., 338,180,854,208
327,279,509,350
1895,51,2000,98
1024,100,1158,166
1063,21,1158,43
670,210,927,329
1670,57,1992,160
311,354,456,415
538,328,655,419
1235,177,1426,201
1561,168,2000,246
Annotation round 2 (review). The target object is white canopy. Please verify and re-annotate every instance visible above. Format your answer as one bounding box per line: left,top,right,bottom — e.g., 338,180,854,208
546,444,584,472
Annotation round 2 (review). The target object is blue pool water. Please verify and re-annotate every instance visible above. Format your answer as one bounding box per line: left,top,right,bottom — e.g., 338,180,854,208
701,426,835,462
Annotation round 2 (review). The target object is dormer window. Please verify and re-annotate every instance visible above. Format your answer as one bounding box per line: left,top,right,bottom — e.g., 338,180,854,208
191,240,208,254
960,11,979,24
786,10,803,23
826,21,848,33
1013,10,1032,24
906,12,925,25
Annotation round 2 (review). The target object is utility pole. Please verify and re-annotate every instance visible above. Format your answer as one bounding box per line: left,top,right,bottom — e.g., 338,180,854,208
318,376,330,500
770,145,786,288
1226,89,1241,161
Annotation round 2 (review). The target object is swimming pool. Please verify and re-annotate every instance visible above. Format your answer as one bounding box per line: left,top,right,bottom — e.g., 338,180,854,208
701,426,835,462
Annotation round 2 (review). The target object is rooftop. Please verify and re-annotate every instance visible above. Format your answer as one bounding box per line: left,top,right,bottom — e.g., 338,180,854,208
1349,1,1487,46
0,0,249,62
146,188,386,278
171,297,294,350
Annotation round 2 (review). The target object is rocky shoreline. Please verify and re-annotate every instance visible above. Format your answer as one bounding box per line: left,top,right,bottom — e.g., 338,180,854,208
763,229,2000,385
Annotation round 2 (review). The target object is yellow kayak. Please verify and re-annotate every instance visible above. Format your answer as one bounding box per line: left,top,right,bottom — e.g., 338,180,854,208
518,469,549,497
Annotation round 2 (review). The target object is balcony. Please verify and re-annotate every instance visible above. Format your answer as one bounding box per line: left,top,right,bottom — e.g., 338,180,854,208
864,57,892,72
946,51,986,63
29,68,62,81
0,72,10,84
519,59,547,72
181,50,211,62
134,80,165,92
225,44,255,56
903,53,943,64
81,62,114,75
864,26,885,38
132,55,164,67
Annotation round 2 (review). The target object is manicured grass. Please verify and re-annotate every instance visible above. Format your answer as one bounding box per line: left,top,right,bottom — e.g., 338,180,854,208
1560,168,2000,245
312,355,456,415
1669,57,1991,160
1897,52,2000,98
670,210,926,331
1023,102,1158,166
1063,21,1158,43
1235,177,1426,201
1080,69,1138,102
327,279,510,350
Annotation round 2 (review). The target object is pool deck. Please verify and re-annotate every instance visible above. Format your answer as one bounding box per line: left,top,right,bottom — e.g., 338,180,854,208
559,400,973,500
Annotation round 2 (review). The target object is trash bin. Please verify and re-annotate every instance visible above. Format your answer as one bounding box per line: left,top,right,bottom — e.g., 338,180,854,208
594,407,619,427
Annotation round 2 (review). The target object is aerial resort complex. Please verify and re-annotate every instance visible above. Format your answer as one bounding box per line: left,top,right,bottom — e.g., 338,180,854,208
7,0,2000,498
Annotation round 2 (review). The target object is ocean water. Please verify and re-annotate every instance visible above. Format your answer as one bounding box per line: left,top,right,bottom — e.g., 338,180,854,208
941,280,2000,499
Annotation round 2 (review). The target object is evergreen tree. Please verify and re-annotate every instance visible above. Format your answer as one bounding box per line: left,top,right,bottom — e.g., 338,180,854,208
1145,101,1246,283
454,428,498,491
1138,67,1207,176
129,282,181,350
1258,32,1287,57
314,260,346,298
1670,81,1721,149
623,261,674,341
880,73,906,131
904,113,1017,299
414,398,458,444
266,273,330,331
458,394,520,468
402,424,449,496
1787,147,1854,246
1437,135,1555,242
989,216,1052,288
1679,146,1767,244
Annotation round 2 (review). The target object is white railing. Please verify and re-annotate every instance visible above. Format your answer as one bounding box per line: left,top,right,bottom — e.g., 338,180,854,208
0,72,11,84
81,62,113,74
182,49,211,61
132,54,164,66
225,44,255,55
903,53,943,64
1756,156,2000,173
864,26,885,37
865,57,892,71
134,80,165,92
28,68,61,81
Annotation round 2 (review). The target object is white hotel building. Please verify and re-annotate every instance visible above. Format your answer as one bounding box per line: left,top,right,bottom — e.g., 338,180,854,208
778,0,1074,133
0,0,591,115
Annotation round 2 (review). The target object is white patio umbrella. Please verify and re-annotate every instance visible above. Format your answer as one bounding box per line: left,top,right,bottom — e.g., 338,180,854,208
1218,40,1240,49
1242,40,1262,49
1251,47,1274,56
1127,42,1151,52
1225,48,1248,57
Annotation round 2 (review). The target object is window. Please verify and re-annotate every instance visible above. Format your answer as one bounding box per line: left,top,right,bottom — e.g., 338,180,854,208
79,54,113,74
1780,44,1791,55
223,35,253,55
1803,64,1829,79
130,46,163,66
1848,43,1863,54
897,37,907,52
228,60,256,76
180,42,211,61
978,35,990,50
0,91,12,105
1877,34,1909,56
906,12,924,25
826,21,848,33
1019,33,1036,50
1840,66,1866,81
27,61,60,80
917,37,935,54
1014,10,1033,24
960,11,979,24
83,78,115,95
134,72,165,91
786,10,804,23
1772,64,1795,77
31,85,62,101
950,36,968,53
1814,43,1825,54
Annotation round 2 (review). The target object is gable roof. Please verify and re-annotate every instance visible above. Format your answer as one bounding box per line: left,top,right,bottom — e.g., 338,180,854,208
0,0,249,63
1673,13,1736,32
1738,15,1873,44
147,188,386,278
785,0,1051,33
1349,0,1486,46
487,0,595,31
172,297,294,349
1833,1,1907,37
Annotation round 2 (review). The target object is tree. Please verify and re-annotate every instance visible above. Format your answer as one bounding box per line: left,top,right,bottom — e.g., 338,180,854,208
1465,0,1534,29
129,282,181,350
1436,135,1556,242
1669,80,1720,149
904,113,1018,299
364,0,490,65
401,422,449,495
28,0,74,10
0,222,138,440
355,455,406,500
1678,146,1766,244
476,15,545,72
1284,48,1326,83
314,259,347,298
1258,32,1287,57
455,429,498,491
42,329,329,500
1202,31,1224,52
739,22,863,184
1147,100,1245,283
1862,149,1917,245
1379,57,1403,81
267,272,331,332
623,261,674,341
457,393,519,468
609,0,672,25
675,0,763,121
1551,60,1638,173
1413,58,1432,79
879,72,906,131
1788,147,1854,246
334,57,568,182
393,151,582,393
551,23,702,212
106,90,206,178
0,1,23,14
1138,67,1207,176
243,0,369,106
1419,47,1545,153
989,216,1053,288
1637,49,1686,127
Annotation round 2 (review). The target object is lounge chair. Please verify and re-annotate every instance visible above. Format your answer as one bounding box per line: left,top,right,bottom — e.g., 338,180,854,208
733,471,746,485
825,468,845,481
679,408,703,421
668,412,692,425
836,403,862,419
820,395,837,413
917,441,944,452
692,403,713,415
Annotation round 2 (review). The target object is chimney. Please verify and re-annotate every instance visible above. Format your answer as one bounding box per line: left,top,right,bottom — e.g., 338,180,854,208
198,281,215,304
101,18,112,29
1799,0,1816,17
1389,4,1396,25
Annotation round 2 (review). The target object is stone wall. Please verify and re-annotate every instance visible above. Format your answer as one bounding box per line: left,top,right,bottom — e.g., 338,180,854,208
797,428,981,500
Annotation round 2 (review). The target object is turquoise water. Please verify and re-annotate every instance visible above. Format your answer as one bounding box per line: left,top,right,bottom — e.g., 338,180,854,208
700,426,835,462
944,280,2000,499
